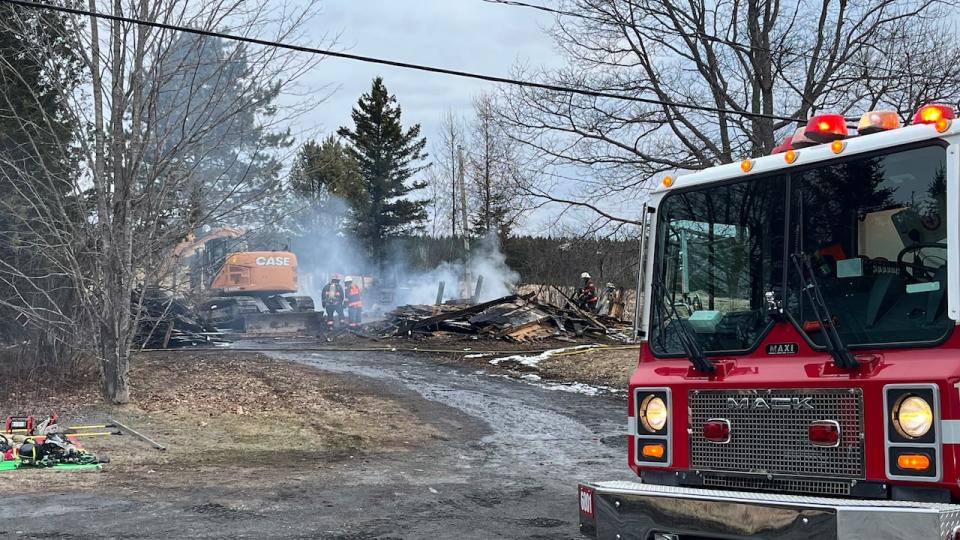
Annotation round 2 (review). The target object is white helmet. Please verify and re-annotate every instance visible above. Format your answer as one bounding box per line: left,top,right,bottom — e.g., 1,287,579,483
580,272,591,279
344,276,353,282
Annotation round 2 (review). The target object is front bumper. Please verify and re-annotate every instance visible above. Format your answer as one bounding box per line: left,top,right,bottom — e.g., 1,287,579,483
579,481,960,540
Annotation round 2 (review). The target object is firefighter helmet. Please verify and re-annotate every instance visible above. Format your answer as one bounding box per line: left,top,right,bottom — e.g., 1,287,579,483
331,273,342,281
344,276,353,282
580,272,591,279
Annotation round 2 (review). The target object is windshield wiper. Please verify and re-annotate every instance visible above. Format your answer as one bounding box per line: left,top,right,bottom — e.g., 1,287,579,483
654,277,715,373
789,253,859,369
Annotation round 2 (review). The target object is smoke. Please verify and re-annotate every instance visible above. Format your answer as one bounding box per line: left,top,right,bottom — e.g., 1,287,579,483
288,196,371,302
398,233,519,305
288,196,518,312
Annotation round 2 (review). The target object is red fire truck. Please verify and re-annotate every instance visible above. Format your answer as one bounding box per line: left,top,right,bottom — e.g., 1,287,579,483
579,104,960,539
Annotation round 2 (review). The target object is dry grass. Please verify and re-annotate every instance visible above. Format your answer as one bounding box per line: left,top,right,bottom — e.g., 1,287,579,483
0,352,437,490
536,347,639,389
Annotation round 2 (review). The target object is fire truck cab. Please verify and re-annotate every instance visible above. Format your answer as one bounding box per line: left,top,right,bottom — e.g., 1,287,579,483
579,105,960,539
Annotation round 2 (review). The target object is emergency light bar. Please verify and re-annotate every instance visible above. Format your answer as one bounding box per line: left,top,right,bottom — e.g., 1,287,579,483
766,103,957,158
666,103,958,188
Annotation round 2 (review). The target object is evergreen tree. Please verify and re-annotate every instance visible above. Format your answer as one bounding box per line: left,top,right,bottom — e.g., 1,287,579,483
150,34,293,232
290,135,364,210
0,4,83,343
338,77,428,274
287,136,363,261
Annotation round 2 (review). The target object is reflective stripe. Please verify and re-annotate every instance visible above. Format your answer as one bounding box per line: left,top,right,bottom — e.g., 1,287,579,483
941,419,960,444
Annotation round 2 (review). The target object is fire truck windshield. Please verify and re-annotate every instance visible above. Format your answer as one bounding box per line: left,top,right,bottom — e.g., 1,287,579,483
651,143,952,357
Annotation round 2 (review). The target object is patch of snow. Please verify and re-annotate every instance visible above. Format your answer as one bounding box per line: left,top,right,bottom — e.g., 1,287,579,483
463,353,490,359
486,373,623,397
488,345,597,368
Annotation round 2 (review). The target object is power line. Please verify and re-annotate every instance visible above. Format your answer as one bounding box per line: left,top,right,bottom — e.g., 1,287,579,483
0,0,801,123
481,0,947,81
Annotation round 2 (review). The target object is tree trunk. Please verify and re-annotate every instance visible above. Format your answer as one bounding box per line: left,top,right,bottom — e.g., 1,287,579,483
100,0,133,405
99,315,131,404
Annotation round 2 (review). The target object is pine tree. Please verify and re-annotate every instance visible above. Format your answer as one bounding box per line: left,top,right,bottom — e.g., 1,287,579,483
151,34,293,231
338,77,428,275
290,135,364,207
0,4,83,343
287,136,363,264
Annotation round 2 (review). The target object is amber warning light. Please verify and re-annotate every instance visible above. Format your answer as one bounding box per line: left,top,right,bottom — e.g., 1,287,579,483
913,104,954,133
857,110,900,134
897,453,931,471
641,443,665,459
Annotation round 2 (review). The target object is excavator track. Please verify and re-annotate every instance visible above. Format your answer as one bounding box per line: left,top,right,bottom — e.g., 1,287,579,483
200,296,323,336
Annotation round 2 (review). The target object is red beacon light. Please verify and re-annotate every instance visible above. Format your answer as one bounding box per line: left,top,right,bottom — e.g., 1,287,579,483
804,113,849,143
791,126,818,149
771,134,793,154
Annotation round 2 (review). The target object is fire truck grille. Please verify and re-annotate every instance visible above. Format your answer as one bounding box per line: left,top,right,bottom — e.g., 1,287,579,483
689,388,864,480
700,473,853,497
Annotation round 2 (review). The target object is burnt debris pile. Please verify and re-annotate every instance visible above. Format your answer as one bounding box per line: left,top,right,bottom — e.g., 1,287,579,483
133,289,223,349
373,293,632,342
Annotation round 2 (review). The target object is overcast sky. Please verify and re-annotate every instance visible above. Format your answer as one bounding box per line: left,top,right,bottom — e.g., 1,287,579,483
289,0,558,149
278,0,617,234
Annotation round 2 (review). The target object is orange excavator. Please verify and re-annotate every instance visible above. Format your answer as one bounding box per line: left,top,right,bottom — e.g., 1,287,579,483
174,228,322,335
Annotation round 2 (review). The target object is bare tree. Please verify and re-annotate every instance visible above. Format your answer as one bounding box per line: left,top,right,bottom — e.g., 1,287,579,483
427,110,467,238
497,0,960,224
0,1,328,402
467,92,532,240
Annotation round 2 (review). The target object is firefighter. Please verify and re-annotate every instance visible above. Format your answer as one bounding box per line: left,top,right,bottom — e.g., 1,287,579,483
344,276,363,328
574,271,599,312
321,274,345,329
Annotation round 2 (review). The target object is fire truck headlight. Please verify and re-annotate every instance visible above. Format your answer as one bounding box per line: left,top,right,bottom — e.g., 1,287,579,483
640,395,668,433
894,395,934,439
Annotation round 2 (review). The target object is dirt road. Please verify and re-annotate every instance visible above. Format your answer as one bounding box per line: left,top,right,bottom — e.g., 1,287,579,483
2,350,631,539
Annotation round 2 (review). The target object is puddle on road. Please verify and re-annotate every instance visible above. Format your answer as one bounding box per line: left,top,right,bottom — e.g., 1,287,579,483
279,351,625,475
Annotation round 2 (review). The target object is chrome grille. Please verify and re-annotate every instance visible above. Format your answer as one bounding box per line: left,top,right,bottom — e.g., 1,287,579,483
700,473,852,497
689,388,864,479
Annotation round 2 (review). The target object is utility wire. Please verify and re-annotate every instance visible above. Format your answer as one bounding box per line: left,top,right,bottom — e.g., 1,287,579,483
0,0,801,123
481,0,949,81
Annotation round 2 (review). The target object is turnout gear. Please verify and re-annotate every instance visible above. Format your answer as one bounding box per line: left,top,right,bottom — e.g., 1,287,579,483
13,433,104,467
575,273,599,312
344,278,363,328
321,278,346,329
0,434,12,461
